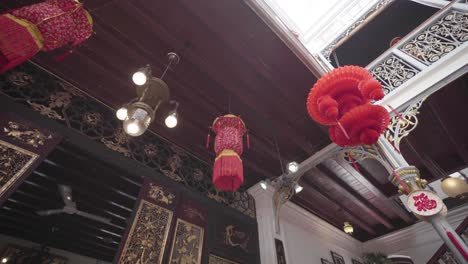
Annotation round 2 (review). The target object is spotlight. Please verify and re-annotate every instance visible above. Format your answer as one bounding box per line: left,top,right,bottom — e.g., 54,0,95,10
260,180,268,190
1,258,8,263
294,183,303,193
116,107,128,121
287,161,299,173
343,222,353,234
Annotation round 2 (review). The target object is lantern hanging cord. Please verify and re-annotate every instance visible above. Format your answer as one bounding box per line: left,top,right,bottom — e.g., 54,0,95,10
274,137,285,175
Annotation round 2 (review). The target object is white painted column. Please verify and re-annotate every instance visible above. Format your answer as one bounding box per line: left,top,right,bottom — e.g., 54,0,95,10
248,184,280,264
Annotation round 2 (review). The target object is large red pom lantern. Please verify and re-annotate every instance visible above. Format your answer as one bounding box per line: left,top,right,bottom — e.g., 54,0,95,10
209,114,248,191
307,66,388,147
307,66,385,126
0,0,93,73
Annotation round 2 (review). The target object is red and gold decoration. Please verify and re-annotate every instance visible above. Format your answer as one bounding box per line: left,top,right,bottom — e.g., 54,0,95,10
307,66,389,147
0,0,93,74
207,114,248,191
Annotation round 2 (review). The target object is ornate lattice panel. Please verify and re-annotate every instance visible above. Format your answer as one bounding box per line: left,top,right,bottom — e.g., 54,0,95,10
370,55,420,94
400,10,468,65
0,140,38,197
168,218,204,264
0,63,256,218
118,200,173,264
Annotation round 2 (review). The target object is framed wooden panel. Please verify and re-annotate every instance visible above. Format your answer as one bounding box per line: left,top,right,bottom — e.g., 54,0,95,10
169,218,204,264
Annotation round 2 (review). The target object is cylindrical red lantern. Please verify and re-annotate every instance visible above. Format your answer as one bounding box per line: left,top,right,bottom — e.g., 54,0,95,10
0,0,93,73
210,114,247,191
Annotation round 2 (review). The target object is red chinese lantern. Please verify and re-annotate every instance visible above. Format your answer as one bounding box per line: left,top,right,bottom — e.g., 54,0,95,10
208,114,248,191
307,66,384,126
0,0,93,73
307,66,388,147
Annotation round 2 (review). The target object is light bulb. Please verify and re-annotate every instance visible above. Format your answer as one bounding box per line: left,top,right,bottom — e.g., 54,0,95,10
116,107,128,120
287,161,299,173
295,184,303,193
260,181,267,190
124,121,141,136
165,112,178,128
343,222,353,234
2,258,8,263
132,71,147,86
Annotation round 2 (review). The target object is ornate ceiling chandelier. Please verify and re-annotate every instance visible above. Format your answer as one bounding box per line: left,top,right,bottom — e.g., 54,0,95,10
116,52,180,136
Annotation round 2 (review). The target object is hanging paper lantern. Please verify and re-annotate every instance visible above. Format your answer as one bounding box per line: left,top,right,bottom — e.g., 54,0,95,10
0,0,93,73
307,66,384,125
209,114,247,191
328,104,390,147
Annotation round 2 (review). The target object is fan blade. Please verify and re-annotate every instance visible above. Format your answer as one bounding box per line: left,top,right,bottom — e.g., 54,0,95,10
75,210,111,224
58,184,74,206
36,209,64,216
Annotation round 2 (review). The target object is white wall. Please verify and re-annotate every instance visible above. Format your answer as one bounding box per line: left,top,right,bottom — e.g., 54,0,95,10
0,233,111,264
362,205,468,264
249,184,362,264
280,202,362,264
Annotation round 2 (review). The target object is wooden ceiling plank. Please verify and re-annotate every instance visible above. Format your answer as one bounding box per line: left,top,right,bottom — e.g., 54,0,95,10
308,167,394,229
300,178,377,235
333,159,413,223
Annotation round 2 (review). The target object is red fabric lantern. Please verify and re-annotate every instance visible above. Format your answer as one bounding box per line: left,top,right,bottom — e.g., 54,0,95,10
307,66,384,126
0,0,93,73
210,114,247,191
328,104,390,146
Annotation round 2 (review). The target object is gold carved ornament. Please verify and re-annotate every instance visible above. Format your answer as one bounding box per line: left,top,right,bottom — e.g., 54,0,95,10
0,140,39,196
118,200,173,264
208,254,239,264
147,183,175,205
223,225,250,252
3,121,52,148
169,218,204,264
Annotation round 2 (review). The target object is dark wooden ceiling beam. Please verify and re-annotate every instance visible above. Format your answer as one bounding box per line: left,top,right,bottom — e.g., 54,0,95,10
332,159,413,223
299,178,377,235
307,167,394,229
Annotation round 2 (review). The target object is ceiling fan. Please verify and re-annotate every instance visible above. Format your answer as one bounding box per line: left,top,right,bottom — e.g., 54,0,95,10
36,184,112,224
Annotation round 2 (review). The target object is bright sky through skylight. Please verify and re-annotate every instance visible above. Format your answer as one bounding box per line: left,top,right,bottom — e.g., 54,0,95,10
264,0,379,53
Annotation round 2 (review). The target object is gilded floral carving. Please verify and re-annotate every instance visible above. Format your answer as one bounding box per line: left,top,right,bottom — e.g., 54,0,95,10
101,128,130,157
184,207,205,222
3,121,52,148
147,183,175,205
82,112,102,126
169,219,204,264
208,255,238,264
0,140,38,196
119,200,173,264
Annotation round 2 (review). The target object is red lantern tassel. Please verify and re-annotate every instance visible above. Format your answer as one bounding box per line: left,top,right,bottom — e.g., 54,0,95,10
446,231,468,261
387,104,404,121
392,169,409,193
337,120,350,140
55,49,73,62
213,150,244,191
0,14,42,74
205,129,211,149
349,154,360,173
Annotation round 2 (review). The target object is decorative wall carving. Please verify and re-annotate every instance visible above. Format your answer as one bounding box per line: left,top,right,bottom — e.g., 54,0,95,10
208,254,239,264
0,63,255,218
3,121,52,148
223,225,250,252
118,200,173,264
0,140,38,197
168,218,204,264
400,10,468,65
147,183,175,205
370,55,420,94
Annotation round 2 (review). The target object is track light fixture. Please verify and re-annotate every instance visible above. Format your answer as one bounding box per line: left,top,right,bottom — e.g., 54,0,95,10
343,222,354,234
287,161,299,173
117,52,180,136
